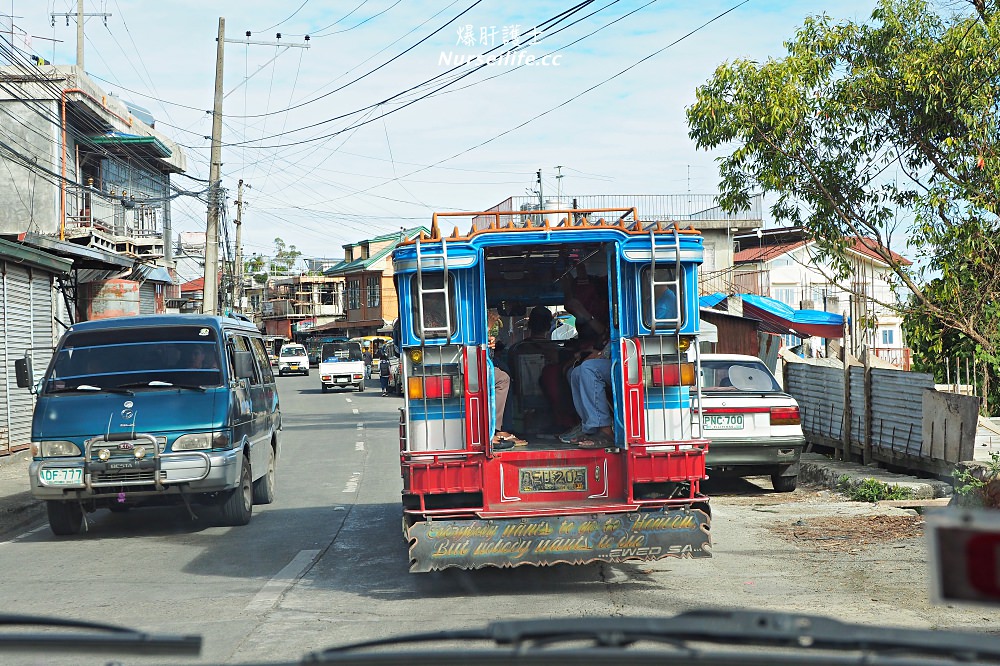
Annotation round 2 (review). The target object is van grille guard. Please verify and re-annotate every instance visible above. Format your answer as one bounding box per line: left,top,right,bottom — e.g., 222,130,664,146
84,433,211,488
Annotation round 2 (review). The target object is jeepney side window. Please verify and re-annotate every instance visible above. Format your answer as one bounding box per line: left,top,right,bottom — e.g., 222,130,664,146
639,265,685,330
409,273,457,339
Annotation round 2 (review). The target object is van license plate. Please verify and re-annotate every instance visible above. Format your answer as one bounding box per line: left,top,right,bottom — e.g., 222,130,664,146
703,414,744,430
39,467,83,486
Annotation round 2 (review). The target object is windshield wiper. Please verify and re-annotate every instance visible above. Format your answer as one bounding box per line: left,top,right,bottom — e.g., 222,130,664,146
0,614,200,656
116,381,207,392
46,385,133,395
305,610,1000,663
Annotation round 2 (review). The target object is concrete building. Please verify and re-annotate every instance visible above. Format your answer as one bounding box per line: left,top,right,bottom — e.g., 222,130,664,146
313,228,427,339
730,228,911,366
0,64,187,325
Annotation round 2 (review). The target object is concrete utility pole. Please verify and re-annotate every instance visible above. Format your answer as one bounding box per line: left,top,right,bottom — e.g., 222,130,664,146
76,0,83,67
201,24,308,316
50,1,111,70
234,179,245,313
203,17,225,316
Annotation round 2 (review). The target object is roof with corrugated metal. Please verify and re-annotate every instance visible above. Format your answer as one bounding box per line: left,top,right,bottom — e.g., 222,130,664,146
0,237,74,274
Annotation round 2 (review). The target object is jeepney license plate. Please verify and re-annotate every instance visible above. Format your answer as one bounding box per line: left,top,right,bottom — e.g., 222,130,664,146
39,467,83,486
519,467,587,493
703,414,744,430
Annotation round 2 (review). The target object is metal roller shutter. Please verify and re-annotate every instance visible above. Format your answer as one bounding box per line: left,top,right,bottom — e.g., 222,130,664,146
31,271,55,377
3,265,35,451
139,281,156,315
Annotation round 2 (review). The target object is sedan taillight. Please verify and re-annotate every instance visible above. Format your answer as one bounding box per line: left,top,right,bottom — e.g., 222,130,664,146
770,406,801,426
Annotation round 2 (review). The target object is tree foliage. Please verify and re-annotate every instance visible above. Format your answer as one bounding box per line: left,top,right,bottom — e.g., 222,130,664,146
269,237,302,276
686,0,1000,378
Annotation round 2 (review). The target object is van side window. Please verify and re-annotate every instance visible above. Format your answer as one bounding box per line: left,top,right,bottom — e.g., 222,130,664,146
251,337,275,382
230,335,262,385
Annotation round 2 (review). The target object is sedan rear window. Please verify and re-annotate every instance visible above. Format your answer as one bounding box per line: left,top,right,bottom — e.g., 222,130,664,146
701,360,781,392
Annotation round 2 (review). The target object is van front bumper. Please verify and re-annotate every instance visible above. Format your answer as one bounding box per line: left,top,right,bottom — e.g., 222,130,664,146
29,448,243,500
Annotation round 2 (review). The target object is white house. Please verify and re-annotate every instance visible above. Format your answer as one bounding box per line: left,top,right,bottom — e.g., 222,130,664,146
730,228,911,367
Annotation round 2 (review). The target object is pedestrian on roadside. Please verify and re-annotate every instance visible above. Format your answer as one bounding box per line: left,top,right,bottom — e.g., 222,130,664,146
379,353,391,396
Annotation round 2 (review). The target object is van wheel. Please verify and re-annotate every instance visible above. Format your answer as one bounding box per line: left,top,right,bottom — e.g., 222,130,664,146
252,446,276,505
357,381,365,392
220,456,253,526
321,384,328,393
47,501,83,535
304,369,309,376
771,474,798,493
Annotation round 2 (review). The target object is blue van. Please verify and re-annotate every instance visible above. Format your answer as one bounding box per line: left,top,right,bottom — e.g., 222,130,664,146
15,314,281,535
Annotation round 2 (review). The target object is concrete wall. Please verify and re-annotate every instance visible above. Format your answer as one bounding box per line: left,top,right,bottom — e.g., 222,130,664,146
0,98,62,236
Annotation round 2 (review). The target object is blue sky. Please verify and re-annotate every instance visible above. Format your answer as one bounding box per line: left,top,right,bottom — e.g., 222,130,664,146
19,0,877,259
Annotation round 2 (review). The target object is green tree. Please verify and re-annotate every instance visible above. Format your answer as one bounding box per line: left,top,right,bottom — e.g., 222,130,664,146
269,237,302,276
245,253,268,285
686,0,1000,403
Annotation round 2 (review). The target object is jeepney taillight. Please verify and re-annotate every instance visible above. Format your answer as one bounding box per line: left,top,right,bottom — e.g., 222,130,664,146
645,363,696,387
407,375,460,399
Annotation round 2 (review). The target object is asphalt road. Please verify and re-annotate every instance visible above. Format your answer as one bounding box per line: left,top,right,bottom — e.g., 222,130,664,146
0,373,997,665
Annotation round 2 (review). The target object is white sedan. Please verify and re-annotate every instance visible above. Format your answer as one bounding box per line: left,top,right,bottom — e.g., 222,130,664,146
697,354,805,492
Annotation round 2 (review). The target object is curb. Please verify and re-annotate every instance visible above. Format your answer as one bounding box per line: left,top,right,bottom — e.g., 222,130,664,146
799,453,952,499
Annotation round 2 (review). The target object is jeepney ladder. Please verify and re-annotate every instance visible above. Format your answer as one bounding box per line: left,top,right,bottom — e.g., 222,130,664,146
414,236,454,451
648,226,682,333
415,236,452,345
648,226,689,440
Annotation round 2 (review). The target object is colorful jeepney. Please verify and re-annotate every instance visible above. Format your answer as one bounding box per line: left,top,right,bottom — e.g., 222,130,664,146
393,208,712,572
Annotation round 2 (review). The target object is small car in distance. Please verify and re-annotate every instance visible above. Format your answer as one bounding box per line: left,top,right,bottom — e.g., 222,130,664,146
277,343,309,376
698,354,805,492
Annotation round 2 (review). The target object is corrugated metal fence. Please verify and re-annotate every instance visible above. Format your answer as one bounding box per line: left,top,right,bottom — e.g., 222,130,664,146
786,360,976,475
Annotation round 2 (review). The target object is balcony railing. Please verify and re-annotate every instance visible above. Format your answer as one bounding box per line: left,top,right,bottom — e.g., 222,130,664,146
872,347,911,371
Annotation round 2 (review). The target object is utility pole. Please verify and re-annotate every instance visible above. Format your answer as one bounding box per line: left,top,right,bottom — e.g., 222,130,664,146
76,0,84,68
203,17,225,316
200,24,309,316
555,165,563,205
50,1,111,70
234,179,245,313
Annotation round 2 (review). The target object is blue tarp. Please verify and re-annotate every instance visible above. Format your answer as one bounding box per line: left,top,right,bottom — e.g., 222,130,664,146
701,292,843,338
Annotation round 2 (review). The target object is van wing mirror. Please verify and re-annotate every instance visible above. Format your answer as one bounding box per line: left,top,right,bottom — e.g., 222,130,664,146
233,351,257,380
14,357,34,391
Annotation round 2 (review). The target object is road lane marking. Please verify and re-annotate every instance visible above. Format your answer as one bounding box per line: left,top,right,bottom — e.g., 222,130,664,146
345,398,352,403
355,441,364,451
343,472,361,493
352,408,359,414
0,523,46,548
245,549,320,612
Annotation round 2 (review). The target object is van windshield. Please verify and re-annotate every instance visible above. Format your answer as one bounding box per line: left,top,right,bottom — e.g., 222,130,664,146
44,326,224,393
280,345,306,357
321,342,363,362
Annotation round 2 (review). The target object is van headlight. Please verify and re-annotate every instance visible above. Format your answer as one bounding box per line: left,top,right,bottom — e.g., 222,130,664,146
34,441,80,457
173,431,229,451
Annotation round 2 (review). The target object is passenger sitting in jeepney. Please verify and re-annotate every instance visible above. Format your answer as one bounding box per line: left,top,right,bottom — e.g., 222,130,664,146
562,286,678,449
489,335,525,449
